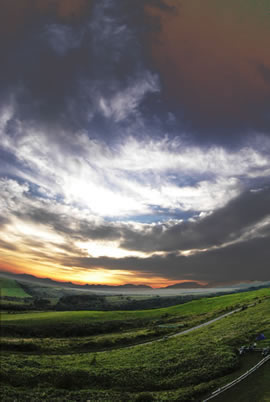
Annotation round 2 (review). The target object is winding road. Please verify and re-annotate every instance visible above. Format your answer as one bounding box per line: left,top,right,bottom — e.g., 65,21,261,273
122,307,242,349
2,306,245,356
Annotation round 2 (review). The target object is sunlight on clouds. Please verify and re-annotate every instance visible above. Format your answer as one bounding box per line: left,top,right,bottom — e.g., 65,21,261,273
1,112,270,285
108,137,270,175
1,111,270,218
11,219,63,244
77,269,134,285
76,240,149,258
1,0,270,289
63,174,150,217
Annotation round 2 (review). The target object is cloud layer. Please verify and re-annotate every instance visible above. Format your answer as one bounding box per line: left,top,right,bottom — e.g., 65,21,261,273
0,0,270,285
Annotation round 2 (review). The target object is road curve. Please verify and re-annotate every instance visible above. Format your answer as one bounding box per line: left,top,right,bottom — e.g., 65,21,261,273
1,305,253,356
96,307,243,353
122,307,242,349
0,309,242,357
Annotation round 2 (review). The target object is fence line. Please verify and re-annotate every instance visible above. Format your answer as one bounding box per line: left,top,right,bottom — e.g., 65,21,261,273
203,354,270,401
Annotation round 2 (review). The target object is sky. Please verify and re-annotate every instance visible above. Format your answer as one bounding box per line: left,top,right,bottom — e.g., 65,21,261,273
0,0,270,287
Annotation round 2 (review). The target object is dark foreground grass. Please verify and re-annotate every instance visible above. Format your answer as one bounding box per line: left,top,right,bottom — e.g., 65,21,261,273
0,327,171,353
1,288,270,401
212,359,270,402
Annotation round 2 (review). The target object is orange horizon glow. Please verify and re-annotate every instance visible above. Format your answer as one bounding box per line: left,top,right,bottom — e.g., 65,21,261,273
0,264,207,289
0,229,208,288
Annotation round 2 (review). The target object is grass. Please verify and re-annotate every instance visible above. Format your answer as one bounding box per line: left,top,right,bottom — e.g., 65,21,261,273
0,327,170,353
1,287,270,401
1,287,268,325
1,287,268,339
0,278,31,298
213,359,270,402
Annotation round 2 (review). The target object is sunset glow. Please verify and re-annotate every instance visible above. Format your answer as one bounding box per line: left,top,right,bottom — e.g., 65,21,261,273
1,0,270,287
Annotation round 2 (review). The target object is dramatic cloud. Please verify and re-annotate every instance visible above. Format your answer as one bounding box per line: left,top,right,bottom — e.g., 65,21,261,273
119,188,270,252
0,0,270,286
146,0,270,140
57,235,270,283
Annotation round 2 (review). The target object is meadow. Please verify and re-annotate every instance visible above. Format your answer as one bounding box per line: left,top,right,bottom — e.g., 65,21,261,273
0,278,31,298
1,281,270,401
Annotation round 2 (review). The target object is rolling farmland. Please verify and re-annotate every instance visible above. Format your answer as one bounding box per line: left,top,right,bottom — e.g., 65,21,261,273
1,281,270,401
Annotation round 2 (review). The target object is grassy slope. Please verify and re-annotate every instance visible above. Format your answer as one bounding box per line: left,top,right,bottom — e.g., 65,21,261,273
213,358,270,402
1,288,270,401
1,297,270,400
0,278,30,298
1,287,268,325
0,327,168,354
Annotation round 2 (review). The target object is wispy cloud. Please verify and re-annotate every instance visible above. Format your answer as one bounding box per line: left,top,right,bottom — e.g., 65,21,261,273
1,112,270,218
0,0,270,285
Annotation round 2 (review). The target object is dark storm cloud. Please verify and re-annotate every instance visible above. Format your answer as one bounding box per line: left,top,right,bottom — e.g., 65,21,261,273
0,0,164,144
1,177,270,284
56,233,270,283
0,2,90,132
14,206,123,242
120,188,270,252
1,0,270,286
184,236,270,283
145,0,270,144
12,187,270,256
1,0,270,147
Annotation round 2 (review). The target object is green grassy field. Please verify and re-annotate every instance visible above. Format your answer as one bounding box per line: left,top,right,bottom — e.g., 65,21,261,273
1,276,211,310
0,326,171,354
1,287,268,324
1,287,270,401
1,287,268,339
0,278,31,298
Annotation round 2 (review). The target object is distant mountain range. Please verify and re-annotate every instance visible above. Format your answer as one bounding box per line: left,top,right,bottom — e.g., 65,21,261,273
0,271,152,290
164,281,207,289
1,271,270,292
